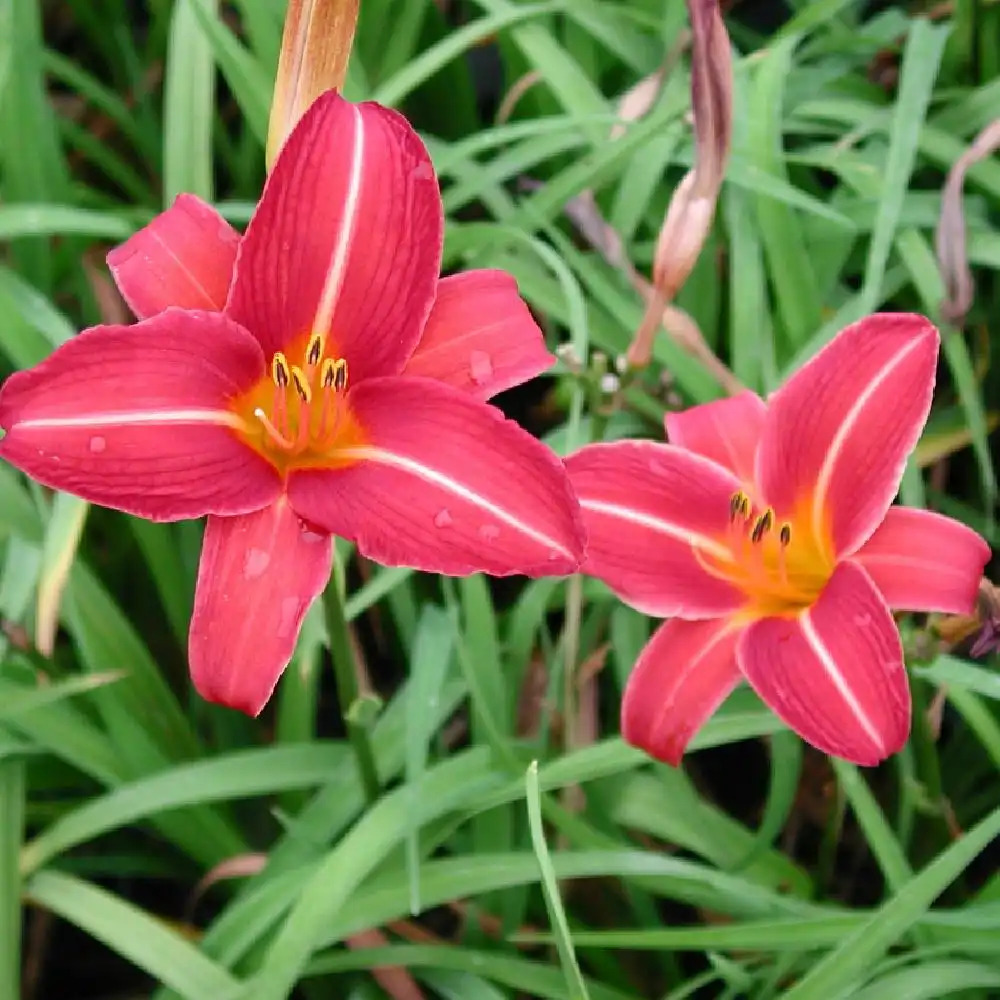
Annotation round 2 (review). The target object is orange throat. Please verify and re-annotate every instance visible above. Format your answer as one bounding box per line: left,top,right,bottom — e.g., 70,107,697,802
697,489,835,620
231,331,366,475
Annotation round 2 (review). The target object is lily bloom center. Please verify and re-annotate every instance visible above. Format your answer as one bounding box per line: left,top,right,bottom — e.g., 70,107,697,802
698,491,835,618
233,331,365,473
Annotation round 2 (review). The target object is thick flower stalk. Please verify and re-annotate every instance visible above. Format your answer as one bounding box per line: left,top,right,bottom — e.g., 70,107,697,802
0,92,584,714
567,315,990,765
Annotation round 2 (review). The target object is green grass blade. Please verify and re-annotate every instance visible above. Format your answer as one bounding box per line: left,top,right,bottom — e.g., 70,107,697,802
526,761,592,1000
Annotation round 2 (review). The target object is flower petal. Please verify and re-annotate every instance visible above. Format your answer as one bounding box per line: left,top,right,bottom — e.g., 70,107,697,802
665,390,766,484
227,92,443,381
854,506,990,615
107,194,239,319
757,313,939,557
402,270,554,400
565,440,744,617
189,499,333,715
0,310,280,521
737,561,910,766
287,377,584,576
622,617,742,766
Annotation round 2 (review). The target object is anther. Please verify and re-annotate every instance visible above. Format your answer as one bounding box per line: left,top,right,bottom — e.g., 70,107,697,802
751,508,774,544
306,332,324,367
271,352,290,387
290,366,312,404
333,359,348,391
780,522,792,546
729,491,748,523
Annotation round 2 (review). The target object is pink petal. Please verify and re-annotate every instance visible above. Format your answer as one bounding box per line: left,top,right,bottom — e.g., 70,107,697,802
226,92,443,381
757,313,939,557
665,390,766,484
402,270,554,400
622,617,742,766
287,377,584,576
107,194,240,319
0,310,280,521
189,499,333,715
737,561,910,766
854,506,990,615
565,441,744,617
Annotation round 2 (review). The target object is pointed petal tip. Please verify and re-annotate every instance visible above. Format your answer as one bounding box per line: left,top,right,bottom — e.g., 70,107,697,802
621,618,742,767
107,194,240,320
759,310,941,557
404,270,554,400
189,503,333,716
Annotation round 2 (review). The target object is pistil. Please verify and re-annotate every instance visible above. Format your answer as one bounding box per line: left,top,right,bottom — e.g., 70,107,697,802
252,334,350,458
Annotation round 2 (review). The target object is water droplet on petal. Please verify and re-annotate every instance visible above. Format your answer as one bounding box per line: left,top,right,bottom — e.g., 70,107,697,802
479,524,500,542
434,508,453,528
300,528,325,545
88,436,106,454
469,350,494,386
243,547,271,580
853,612,873,628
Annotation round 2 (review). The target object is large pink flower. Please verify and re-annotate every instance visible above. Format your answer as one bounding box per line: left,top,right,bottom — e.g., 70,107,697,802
566,315,990,765
0,92,584,714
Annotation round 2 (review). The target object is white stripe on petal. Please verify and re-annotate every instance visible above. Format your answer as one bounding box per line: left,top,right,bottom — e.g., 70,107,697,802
311,102,365,338
800,606,883,751
581,497,731,562
16,408,246,432
810,336,925,544
341,444,577,560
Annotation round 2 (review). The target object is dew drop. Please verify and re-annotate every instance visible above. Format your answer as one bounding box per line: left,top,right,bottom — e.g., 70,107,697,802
411,161,434,181
88,436,106,454
853,612,873,628
243,547,271,580
479,524,500,542
469,350,494,386
434,508,453,528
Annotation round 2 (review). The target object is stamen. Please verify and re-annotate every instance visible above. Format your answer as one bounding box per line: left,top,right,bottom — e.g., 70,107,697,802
271,352,290,387
290,366,312,404
778,522,791,587
333,359,348,391
254,407,294,451
729,491,746,523
320,357,338,389
750,508,774,544
306,332,324,368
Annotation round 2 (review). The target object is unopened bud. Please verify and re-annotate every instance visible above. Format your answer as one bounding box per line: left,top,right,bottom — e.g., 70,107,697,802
266,0,360,168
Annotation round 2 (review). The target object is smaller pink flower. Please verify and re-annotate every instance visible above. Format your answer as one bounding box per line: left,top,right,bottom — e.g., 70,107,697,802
566,314,991,766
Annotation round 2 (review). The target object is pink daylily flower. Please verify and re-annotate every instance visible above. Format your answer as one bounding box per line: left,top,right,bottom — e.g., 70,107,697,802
566,314,990,766
0,91,584,714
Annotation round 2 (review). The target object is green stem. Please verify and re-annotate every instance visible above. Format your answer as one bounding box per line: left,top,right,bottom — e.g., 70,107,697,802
0,758,24,1000
322,562,380,806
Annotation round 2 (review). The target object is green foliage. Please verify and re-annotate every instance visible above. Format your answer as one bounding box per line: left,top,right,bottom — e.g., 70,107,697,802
2,1,1000,998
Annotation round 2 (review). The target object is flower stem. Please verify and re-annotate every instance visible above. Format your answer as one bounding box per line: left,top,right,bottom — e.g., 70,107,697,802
322,559,380,805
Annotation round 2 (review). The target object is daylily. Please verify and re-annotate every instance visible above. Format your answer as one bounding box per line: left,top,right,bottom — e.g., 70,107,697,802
567,314,990,765
0,91,583,714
